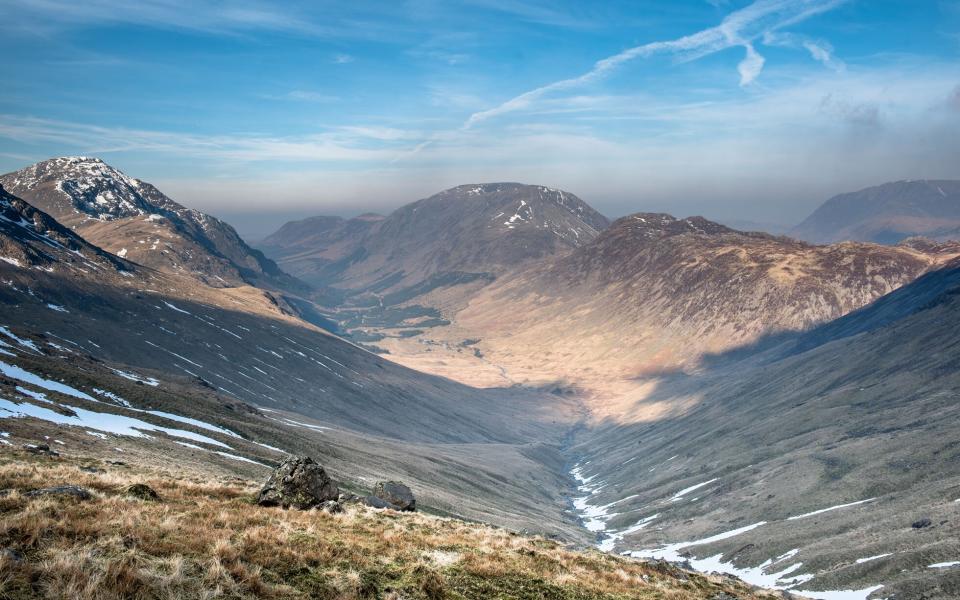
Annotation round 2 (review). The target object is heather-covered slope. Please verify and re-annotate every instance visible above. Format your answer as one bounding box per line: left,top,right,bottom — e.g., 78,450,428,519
394,213,960,390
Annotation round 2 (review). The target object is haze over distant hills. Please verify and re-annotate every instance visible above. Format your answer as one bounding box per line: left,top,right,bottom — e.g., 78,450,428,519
790,180,960,245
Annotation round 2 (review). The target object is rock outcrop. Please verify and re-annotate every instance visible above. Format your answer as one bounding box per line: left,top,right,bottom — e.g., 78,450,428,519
257,456,339,509
371,480,416,512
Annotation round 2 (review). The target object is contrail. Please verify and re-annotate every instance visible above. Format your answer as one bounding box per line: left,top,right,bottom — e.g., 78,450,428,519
395,0,846,161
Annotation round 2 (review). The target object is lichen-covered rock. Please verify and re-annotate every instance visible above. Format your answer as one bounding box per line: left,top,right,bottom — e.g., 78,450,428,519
124,483,161,501
373,480,416,512
257,456,338,509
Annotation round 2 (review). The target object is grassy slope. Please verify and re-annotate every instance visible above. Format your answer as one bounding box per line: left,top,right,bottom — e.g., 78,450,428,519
0,452,786,600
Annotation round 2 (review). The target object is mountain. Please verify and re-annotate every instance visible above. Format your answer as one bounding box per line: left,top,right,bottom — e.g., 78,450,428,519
396,212,960,391
260,183,610,295
565,255,960,599
790,180,960,244
0,157,305,292
0,186,584,535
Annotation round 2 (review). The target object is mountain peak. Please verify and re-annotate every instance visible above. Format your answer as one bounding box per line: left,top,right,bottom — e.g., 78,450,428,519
3,156,150,222
420,182,609,237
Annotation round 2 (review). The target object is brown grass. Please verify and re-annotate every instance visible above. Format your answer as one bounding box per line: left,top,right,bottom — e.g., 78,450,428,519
0,451,785,599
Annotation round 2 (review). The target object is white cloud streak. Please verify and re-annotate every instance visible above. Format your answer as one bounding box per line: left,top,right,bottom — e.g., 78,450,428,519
460,0,848,130
0,115,397,163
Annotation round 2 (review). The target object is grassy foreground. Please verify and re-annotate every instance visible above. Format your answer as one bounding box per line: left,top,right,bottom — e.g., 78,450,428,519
0,451,785,599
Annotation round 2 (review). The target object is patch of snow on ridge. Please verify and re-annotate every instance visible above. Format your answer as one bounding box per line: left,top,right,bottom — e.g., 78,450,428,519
570,463,615,532
162,301,191,315
111,369,160,386
1,361,96,401
620,515,883,598
214,451,268,467
796,586,885,600
671,478,718,501
855,554,891,564
0,396,230,448
786,498,876,520
0,327,41,353
598,513,659,552
144,409,241,439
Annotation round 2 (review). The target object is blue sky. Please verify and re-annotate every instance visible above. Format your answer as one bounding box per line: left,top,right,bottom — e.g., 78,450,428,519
1,0,959,237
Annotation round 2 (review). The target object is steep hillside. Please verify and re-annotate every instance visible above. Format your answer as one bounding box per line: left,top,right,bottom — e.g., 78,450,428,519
791,180,960,244
0,187,584,535
0,157,304,292
260,183,609,295
390,213,960,391
566,257,960,599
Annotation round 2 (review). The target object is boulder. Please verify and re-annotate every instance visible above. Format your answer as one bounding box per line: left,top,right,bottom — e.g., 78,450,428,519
24,485,92,500
912,518,932,529
257,456,338,509
124,483,161,501
24,444,59,457
363,495,400,510
338,491,361,504
373,480,416,512
320,500,343,514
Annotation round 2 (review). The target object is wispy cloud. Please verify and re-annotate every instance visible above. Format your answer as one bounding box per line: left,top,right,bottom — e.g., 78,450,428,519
389,0,848,162
763,31,845,71
737,43,766,86
2,0,411,41
333,53,354,64
0,115,395,163
460,0,847,130
283,90,340,102
461,0,597,28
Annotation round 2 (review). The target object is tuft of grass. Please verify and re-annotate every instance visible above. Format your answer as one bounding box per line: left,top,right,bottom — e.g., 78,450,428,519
0,451,786,599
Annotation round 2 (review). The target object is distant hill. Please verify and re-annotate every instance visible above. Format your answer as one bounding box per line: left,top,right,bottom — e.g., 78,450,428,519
260,183,610,295
790,180,960,244
0,157,305,292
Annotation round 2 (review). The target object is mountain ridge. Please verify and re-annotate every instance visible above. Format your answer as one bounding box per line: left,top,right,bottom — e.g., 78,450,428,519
0,157,306,292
